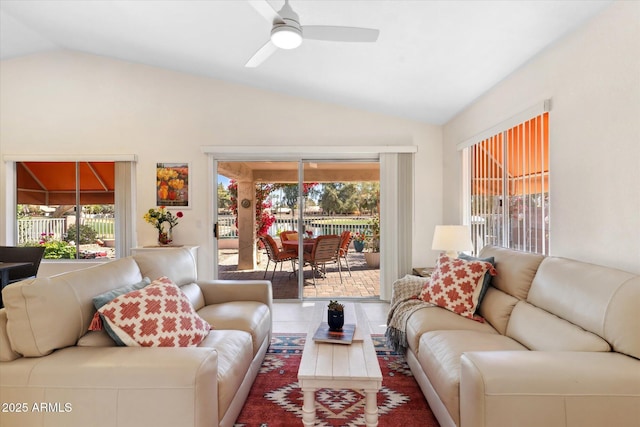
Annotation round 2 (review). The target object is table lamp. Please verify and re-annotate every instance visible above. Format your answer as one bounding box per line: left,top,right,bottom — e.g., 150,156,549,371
431,225,473,258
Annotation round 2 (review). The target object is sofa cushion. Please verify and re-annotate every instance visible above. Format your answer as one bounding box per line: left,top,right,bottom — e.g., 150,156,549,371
406,306,499,354
91,277,151,346
133,248,197,285
92,277,211,347
197,301,271,357
197,329,253,422
527,257,640,359
507,301,611,352
417,330,528,426
4,257,143,357
132,248,206,310
179,282,207,311
77,330,117,347
477,286,520,335
479,245,544,300
419,255,496,320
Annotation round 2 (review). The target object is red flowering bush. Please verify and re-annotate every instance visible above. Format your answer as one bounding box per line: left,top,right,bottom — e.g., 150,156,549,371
228,180,277,239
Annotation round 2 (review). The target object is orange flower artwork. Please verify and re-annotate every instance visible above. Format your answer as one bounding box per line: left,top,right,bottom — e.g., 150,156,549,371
156,163,189,207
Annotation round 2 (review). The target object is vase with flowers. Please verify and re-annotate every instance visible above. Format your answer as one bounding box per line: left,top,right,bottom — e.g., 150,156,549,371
144,206,183,245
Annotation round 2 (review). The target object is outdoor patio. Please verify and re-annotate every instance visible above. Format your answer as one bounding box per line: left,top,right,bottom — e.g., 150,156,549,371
219,248,380,299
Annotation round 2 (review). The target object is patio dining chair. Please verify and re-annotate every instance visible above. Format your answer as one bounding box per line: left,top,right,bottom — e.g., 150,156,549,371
302,234,341,286
259,235,297,280
0,245,46,284
279,230,298,243
337,230,354,277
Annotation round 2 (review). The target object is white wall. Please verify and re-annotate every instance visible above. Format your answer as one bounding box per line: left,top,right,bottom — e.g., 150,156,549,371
0,50,442,279
443,1,640,273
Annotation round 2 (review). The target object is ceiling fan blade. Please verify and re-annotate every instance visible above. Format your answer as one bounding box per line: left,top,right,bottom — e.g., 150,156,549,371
302,26,380,43
245,40,278,68
248,0,284,24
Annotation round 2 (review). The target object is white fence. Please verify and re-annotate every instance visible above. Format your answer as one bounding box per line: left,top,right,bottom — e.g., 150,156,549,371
218,215,373,239
83,217,115,240
19,215,368,245
18,218,66,244
17,217,115,245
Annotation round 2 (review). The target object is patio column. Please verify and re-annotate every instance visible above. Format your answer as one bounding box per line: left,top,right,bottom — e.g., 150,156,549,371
237,180,256,270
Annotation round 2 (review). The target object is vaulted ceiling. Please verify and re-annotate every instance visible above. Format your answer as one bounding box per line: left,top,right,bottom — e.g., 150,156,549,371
0,0,612,124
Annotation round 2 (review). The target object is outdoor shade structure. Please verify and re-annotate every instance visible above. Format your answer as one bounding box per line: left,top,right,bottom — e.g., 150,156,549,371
471,113,549,196
16,162,115,205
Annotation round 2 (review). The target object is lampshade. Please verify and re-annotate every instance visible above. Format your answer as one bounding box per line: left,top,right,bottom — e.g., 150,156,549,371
271,26,302,49
431,225,473,258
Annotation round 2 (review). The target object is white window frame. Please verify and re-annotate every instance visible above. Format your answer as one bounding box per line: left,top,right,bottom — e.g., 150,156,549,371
202,145,416,301
458,101,551,255
3,154,137,259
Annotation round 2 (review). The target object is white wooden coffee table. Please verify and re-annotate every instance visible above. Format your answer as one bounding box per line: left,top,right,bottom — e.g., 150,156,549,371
297,303,383,426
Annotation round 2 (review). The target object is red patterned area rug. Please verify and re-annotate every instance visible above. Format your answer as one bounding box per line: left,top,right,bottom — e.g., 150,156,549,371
234,334,440,427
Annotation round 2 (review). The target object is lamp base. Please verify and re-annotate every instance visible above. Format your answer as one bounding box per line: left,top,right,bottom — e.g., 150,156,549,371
444,250,459,258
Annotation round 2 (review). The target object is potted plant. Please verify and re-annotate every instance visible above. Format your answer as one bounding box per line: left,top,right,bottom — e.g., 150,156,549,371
353,231,366,252
364,214,380,268
327,300,345,331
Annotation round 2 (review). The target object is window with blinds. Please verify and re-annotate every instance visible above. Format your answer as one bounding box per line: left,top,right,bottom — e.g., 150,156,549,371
467,112,549,255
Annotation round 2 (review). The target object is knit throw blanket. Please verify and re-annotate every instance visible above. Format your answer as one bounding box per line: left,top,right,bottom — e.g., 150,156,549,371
385,274,434,352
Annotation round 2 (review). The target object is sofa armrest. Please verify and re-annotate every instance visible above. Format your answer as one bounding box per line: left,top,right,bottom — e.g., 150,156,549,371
0,346,219,427
196,279,273,308
460,351,640,427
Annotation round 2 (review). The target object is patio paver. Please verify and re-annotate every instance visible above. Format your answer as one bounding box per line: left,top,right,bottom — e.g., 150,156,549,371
219,249,380,299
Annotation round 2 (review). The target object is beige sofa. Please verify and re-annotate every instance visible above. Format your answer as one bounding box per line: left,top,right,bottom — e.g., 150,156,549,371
0,248,272,427
390,245,640,427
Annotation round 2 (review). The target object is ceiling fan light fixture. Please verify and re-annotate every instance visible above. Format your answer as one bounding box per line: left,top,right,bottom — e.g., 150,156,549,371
271,26,302,49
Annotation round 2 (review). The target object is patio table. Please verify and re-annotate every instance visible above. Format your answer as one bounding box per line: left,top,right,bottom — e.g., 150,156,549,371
0,261,32,308
281,238,316,254
281,238,316,278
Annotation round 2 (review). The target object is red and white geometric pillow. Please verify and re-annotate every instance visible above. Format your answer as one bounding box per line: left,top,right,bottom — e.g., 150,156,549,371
89,276,211,347
419,255,497,320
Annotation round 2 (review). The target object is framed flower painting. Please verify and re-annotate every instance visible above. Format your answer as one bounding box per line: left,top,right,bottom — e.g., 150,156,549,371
156,163,190,208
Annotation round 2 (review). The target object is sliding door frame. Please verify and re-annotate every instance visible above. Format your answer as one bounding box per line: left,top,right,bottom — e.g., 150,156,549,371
204,145,416,301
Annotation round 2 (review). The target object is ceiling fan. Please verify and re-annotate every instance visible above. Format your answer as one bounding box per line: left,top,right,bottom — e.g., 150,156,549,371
246,0,380,67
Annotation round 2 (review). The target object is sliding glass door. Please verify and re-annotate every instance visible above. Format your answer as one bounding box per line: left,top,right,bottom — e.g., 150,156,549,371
298,160,380,299
214,159,380,300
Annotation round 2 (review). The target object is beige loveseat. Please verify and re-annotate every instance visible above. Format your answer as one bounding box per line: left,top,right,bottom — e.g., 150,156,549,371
389,245,640,427
0,248,272,427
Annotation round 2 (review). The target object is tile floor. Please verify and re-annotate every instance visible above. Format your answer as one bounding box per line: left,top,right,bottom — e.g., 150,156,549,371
272,300,390,335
